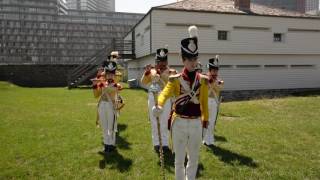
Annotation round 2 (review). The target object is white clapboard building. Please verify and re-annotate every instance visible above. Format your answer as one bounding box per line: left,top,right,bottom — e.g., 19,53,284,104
125,0,320,92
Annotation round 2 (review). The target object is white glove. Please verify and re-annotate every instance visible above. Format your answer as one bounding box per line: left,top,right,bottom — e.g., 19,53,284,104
152,106,163,117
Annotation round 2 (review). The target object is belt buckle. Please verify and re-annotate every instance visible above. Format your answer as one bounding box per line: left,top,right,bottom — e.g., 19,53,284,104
179,114,198,119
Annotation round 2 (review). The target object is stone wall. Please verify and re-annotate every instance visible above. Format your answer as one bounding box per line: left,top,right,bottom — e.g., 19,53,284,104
139,85,320,101
1,65,319,99
0,65,79,87
221,88,320,102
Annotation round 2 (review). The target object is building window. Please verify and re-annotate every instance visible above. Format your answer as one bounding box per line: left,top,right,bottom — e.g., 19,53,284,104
218,31,228,40
236,65,261,69
273,33,283,42
291,65,315,69
264,65,288,69
219,65,234,69
144,25,150,32
140,34,144,46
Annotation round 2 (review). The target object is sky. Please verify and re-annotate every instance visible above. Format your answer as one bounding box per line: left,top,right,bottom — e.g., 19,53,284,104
62,0,320,13
115,0,177,14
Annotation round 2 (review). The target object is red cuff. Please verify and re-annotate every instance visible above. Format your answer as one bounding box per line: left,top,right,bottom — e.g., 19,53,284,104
92,84,98,89
98,83,104,88
113,83,123,90
144,70,151,76
202,121,208,128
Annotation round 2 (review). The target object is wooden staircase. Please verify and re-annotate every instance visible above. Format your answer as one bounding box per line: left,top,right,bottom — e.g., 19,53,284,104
67,39,135,89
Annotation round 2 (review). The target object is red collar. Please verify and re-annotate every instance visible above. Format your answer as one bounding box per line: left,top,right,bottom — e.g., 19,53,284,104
207,74,217,84
181,68,200,85
155,66,169,75
182,68,199,80
181,68,190,81
107,79,115,84
156,68,161,75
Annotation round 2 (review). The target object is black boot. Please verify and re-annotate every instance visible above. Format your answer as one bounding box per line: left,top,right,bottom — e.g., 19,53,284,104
109,145,116,152
154,145,160,153
104,144,110,153
163,146,170,153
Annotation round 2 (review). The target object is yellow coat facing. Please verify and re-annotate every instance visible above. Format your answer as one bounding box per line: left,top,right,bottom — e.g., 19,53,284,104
158,73,209,122
208,79,224,99
140,68,177,90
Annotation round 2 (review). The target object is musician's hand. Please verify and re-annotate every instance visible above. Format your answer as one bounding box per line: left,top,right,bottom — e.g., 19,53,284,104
152,106,163,117
92,80,99,86
202,121,208,129
218,80,224,85
98,82,105,88
115,83,123,90
152,73,160,82
144,64,152,72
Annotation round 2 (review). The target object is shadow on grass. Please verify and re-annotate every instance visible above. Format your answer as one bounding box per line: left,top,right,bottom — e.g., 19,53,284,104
121,87,145,91
214,135,227,142
98,149,132,172
117,124,131,150
158,152,205,178
155,149,175,173
183,155,205,178
207,145,258,168
196,163,204,178
98,123,132,171
164,151,175,173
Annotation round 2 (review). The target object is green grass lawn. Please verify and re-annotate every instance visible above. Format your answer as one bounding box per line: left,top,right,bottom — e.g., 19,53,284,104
0,81,320,179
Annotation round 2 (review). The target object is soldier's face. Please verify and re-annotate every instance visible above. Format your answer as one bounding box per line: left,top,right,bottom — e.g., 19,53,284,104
156,61,168,72
183,57,198,72
209,69,218,78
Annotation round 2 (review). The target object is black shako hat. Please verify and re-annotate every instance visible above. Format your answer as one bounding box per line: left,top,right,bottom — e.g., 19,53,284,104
155,48,168,62
102,61,117,74
181,25,199,59
207,55,220,70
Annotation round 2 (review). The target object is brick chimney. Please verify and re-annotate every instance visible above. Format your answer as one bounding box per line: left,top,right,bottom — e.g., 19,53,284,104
234,0,251,11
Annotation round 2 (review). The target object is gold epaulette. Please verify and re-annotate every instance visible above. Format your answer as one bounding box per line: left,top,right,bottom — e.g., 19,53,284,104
199,74,209,85
116,71,122,75
168,73,181,82
169,69,177,75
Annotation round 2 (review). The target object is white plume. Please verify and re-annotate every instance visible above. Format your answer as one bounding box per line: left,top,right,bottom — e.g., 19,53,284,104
215,55,220,64
188,25,198,38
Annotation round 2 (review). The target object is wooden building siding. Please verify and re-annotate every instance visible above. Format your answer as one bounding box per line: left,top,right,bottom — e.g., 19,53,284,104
128,53,320,90
151,9,320,55
127,55,154,84
134,14,151,58
124,33,132,41
127,9,320,91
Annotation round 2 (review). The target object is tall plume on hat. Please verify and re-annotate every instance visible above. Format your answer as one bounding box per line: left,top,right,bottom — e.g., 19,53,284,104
215,55,220,64
188,25,198,38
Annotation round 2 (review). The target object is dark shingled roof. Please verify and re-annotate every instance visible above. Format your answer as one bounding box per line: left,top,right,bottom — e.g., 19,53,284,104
154,0,319,19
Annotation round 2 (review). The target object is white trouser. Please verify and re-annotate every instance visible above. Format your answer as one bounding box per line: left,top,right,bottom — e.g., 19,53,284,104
98,101,117,146
172,117,202,180
203,98,218,145
148,92,171,146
